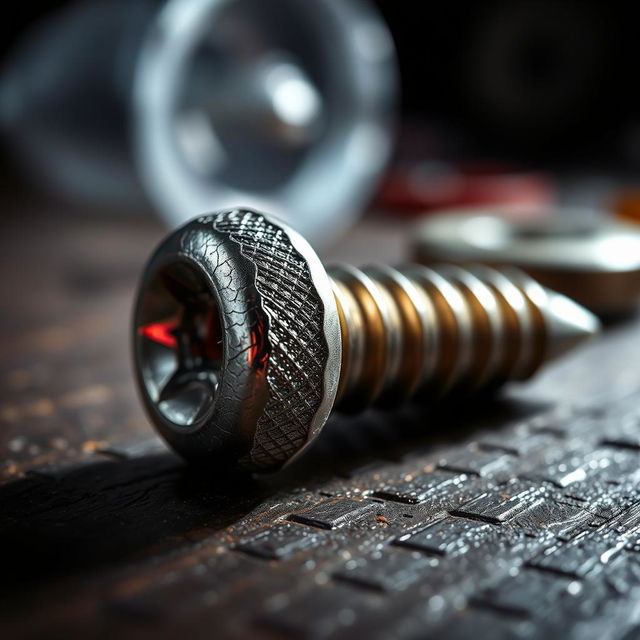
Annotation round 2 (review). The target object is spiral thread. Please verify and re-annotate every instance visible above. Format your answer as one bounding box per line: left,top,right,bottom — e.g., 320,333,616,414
329,264,549,411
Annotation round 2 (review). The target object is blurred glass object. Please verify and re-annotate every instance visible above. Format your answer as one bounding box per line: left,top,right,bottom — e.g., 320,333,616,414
0,0,396,246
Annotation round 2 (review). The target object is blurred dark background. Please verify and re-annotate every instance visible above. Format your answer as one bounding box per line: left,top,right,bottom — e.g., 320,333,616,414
4,0,640,168
381,0,640,164
3,0,640,239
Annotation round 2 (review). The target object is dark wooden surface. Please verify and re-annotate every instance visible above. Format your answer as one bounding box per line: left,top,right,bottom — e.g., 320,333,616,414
2,205,640,639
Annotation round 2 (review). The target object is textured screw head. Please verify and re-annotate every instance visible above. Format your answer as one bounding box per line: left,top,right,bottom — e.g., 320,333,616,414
133,208,599,472
133,209,341,471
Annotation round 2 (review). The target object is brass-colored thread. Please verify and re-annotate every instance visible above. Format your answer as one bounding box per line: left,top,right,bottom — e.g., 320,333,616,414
362,266,430,405
437,265,503,391
506,269,547,378
330,264,554,412
474,268,527,384
407,267,468,395
329,266,389,411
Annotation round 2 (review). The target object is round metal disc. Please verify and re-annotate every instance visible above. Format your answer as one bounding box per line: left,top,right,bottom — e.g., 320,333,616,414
414,208,640,315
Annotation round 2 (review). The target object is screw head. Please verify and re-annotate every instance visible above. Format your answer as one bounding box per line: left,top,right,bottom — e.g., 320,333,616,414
133,209,341,472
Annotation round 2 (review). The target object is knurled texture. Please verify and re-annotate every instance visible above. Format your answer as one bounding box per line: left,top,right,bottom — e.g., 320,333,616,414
212,209,329,469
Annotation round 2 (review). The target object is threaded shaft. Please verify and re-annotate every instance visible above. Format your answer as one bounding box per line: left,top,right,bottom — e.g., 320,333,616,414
329,264,549,411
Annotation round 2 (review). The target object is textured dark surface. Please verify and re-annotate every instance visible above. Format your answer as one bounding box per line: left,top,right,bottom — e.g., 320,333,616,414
2,208,640,639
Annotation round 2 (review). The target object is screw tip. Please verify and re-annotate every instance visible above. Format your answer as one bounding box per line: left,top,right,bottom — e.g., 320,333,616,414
542,290,601,361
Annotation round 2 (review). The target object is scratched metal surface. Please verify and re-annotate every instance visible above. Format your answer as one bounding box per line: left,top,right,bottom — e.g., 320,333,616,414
2,208,640,639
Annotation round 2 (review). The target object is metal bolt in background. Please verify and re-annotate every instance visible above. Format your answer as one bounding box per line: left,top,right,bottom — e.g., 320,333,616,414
133,208,600,472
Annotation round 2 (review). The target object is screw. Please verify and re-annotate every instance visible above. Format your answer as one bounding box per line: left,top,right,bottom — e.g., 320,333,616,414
133,208,599,471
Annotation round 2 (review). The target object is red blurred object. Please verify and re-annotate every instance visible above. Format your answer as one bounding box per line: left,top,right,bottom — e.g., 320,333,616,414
612,189,640,225
375,161,555,215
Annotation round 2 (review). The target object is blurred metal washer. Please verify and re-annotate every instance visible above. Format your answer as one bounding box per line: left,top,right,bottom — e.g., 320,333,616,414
414,209,640,316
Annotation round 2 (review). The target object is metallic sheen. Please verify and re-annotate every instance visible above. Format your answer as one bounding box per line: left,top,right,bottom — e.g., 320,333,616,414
414,209,640,315
134,208,600,472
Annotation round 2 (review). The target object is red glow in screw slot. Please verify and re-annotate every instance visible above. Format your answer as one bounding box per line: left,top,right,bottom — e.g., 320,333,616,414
249,325,269,370
138,319,179,349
